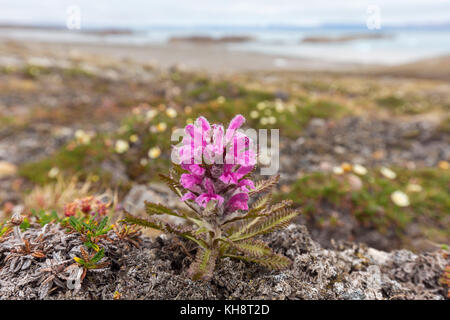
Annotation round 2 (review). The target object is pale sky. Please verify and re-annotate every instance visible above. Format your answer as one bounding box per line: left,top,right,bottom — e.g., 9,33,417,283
0,0,449,27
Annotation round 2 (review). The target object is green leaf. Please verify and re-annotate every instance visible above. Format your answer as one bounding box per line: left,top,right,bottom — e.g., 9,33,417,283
182,234,208,250
90,248,105,264
249,194,272,214
159,173,184,197
230,208,299,241
264,200,293,215
69,216,80,230
145,201,183,218
124,213,194,236
188,247,218,281
227,239,273,258
248,175,279,196
97,216,109,231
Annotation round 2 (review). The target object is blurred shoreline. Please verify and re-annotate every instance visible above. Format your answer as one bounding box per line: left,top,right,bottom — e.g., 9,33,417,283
1,35,450,81
1,24,450,70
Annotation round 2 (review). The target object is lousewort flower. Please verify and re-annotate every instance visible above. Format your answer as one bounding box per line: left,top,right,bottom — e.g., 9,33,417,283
125,114,299,281
175,115,256,215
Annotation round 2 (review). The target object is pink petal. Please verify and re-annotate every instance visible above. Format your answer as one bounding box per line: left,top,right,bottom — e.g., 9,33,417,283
195,193,224,208
185,124,195,138
219,164,235,184
180,174,202,189
195,116,211,132
181,192,196,201
202,178,215,194
227,193,249,212
236,165,253,179
189,164,206,176
225,115,245,143
228,114,245,131
238,179,255,192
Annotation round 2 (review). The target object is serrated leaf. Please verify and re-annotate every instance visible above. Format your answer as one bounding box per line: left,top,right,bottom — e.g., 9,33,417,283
222,194,274,227
249,194,272,214
230,208,299,241
188,247,218,281
145,201,183,218
248,175,279,196
228,239,273,258
124,213,195,236
264,200,293,215
159,173,184,197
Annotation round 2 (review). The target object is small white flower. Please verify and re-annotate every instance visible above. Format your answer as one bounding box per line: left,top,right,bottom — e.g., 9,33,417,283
145,109,158,121
250,110,259,119
391,191,410,207
75,129,91,145
260,117,269,125
353,164,367,176
333,166,344,175
268,116,277,125
166,108,177,118
275,100,285,112
148,147,161,159
407,183,422,193
115,140,129,154
216,96,226,104
257,102,267,110
48,167,60,178
380,167,397,179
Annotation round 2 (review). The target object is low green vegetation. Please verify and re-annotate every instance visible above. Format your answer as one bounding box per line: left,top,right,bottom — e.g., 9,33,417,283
276,167,450,238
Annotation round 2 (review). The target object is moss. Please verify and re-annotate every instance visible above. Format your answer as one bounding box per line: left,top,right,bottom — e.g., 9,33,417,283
22,64,51,79
376,95,406,109
63,66,94,78
19,138,108,185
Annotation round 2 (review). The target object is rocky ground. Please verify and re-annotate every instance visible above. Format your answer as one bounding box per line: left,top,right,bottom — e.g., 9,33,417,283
0,222,447,300
280,117,449,177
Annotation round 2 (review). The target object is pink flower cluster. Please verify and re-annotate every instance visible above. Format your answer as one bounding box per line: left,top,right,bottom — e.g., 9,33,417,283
176,115,256,214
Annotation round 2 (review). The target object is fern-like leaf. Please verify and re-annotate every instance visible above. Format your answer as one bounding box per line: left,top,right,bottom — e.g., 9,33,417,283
159,173,184,197
124,213,189,235
230,208,299,241
144,201,183,218
227,239,273,258
188,247,218,281
248,194,272,215
248,175,279,196
263,200,293,215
